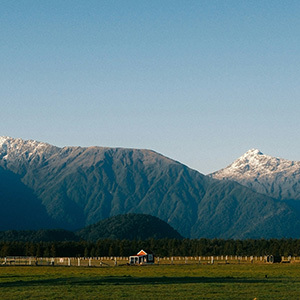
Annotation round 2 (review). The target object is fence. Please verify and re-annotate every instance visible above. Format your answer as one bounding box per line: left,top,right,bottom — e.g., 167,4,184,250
1,255,300,267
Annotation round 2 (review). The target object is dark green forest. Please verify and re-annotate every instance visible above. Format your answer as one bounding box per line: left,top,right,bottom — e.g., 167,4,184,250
1,238,300,258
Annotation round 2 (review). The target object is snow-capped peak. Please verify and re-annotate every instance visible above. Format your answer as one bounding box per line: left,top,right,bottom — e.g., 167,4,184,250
0,136,59,169
0,136,52,150
210,149,300,200
211,149,288,178
0,136,10,146
243,149,263,156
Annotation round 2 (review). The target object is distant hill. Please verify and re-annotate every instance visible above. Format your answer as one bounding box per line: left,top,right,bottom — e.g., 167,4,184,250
1,136,300,239
76,214,183,241
0,214,181,242
0,229,78,242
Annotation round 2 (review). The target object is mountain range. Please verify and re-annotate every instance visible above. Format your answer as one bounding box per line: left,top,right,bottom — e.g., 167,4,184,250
1,136,300,239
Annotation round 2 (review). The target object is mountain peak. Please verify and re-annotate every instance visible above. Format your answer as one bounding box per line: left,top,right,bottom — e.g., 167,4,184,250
244,149,263,156
0,136,10,145
211,149,280,178
210,149,300,201
0,136,57,150
0,136,60,173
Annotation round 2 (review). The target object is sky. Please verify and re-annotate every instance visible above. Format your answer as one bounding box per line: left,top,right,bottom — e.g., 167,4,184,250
1,0,300,174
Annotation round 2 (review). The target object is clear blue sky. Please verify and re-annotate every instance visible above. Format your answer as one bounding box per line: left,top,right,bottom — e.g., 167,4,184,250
1,0,300,174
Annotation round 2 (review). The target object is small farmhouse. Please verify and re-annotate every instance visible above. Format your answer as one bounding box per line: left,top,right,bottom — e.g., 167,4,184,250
129,250,154,265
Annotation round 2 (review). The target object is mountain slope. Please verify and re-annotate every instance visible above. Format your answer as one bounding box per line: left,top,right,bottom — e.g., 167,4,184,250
210,149,300,202
0,167,57,230
191,180,300,239
77,213,183,241
1,137,300,239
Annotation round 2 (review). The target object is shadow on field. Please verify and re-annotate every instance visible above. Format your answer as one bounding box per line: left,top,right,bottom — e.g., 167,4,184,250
0,276,275,288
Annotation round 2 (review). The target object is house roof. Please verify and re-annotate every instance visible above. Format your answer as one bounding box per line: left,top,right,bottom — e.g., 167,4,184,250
137,250,147,256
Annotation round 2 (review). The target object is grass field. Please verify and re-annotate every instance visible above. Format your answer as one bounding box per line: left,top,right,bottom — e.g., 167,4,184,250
1,263,300,299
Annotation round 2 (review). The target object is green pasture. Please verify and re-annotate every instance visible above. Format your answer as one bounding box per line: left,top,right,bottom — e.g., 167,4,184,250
0,264,299,299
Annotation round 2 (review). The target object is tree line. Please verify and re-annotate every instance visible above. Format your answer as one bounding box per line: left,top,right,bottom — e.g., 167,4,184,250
1,238,300,258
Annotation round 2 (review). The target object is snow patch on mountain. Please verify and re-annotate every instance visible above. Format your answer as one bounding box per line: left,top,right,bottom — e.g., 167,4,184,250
0,136,60,173
0,137,52,156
